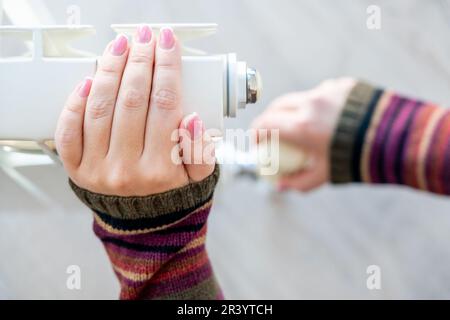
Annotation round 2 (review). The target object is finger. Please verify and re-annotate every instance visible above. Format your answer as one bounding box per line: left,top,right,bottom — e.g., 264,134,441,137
109,25,155,158
252,110,318,151
144,27,182,160
251,108,292,144
277,159,326,192
83,34,129,162
55,77,92,173
180,113,215,181
252,112,295,143
250,94,298,135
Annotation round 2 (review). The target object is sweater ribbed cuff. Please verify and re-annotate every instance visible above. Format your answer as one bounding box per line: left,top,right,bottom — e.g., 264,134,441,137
330,81,378,183
69,165,220,221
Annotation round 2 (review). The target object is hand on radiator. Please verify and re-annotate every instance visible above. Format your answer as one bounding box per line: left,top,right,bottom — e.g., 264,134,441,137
251,78,356,192
54,25,215,196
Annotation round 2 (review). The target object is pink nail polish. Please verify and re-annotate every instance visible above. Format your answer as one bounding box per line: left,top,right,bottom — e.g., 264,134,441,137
187,113,203,140
159,27,175,49
136,25,152,43
193,118,204,140
111,34,128,55
78,77,93,98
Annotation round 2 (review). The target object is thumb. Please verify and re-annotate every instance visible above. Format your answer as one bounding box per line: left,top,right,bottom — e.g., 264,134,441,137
179,113,216,182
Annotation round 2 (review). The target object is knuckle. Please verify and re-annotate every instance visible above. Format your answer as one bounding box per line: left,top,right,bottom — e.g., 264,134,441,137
106,165,133,192
86,174,102,189
152,88,179,110
120,88,146,110
55,127,79,149
74,164,107,191
97,58,122,77
292,118,308,131
87,97,114,119
107,176,129,192
142,171,166,187
155,59,180,70
128,51,153,65
65,101,84,115
310,94,329,108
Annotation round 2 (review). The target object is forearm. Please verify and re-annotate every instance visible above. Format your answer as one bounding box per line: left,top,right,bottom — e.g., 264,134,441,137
70,166,223,300
331,81,450,195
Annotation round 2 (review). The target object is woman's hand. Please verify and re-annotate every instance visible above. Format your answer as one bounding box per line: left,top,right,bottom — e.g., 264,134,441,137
55,25,214,196
252,78,356,192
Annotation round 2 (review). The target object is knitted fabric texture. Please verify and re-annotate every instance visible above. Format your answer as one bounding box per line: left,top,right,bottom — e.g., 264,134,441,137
331,81,450,195
70,165,223,299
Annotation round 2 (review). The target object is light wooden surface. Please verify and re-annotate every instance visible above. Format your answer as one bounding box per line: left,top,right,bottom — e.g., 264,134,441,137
1,0,450,299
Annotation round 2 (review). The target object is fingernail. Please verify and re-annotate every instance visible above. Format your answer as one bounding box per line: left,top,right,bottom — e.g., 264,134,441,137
186,113,204,140
78,77,93,98
159,27,175,50
136,25,152,43
193,118,204,140
111,34,128,55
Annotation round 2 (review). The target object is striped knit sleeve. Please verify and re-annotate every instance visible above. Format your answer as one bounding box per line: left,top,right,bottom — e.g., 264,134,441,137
69,165,223,300
331,81,450,195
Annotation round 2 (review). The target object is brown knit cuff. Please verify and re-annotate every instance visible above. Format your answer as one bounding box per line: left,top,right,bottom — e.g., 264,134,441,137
69,165,220,220
330,81,377,183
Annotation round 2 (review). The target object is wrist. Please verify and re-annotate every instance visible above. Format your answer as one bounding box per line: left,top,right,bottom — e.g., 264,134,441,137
69,164,220,227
